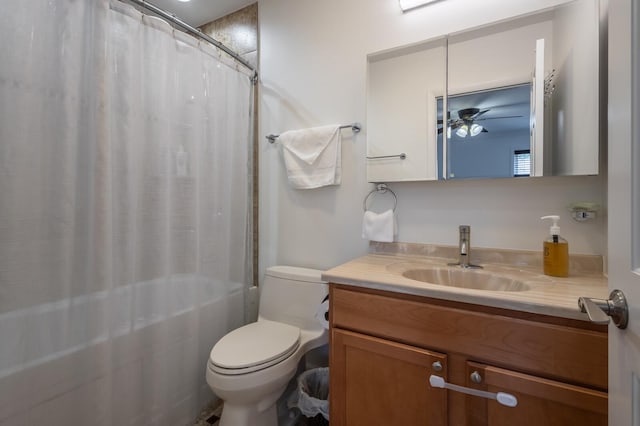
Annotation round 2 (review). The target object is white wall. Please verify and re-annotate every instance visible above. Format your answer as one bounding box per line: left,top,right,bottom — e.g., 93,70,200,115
258,0,606,273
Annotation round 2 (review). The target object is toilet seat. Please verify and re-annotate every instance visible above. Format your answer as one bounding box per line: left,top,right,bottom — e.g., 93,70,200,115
209,320,301,375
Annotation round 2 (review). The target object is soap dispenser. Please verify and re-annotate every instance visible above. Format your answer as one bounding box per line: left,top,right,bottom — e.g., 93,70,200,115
541,215,569,277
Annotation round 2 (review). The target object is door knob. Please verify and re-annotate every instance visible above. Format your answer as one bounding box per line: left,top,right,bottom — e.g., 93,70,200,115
578,289,628,329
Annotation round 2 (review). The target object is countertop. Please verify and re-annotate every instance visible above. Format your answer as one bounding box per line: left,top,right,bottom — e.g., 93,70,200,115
322,253,609,321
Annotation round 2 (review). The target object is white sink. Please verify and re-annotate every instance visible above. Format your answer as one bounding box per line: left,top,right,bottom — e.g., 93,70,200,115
401,267,531,292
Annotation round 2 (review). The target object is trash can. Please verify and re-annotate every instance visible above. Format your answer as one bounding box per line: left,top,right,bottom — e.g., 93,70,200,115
289,367,329,425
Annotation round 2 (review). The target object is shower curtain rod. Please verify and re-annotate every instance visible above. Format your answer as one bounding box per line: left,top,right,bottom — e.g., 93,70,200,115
127,0,258,82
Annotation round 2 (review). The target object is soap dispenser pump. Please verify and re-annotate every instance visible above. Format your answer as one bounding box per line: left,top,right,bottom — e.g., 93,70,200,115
541,215,569,277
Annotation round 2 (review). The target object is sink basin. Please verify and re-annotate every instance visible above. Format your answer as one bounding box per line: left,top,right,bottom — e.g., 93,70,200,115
402,267,531,292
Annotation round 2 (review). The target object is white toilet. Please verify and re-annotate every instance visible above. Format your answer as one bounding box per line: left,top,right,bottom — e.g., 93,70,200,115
206,266,329,426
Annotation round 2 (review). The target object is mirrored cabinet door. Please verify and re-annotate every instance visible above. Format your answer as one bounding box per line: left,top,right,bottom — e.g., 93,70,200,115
444,11,553,180
366,38,446,182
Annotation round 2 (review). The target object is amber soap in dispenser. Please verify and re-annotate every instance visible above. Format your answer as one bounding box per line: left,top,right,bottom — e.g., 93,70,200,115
541,215,569,277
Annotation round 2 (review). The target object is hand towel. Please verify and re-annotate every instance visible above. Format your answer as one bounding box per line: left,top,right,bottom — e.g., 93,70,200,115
362,209,397,242
279,125,341,189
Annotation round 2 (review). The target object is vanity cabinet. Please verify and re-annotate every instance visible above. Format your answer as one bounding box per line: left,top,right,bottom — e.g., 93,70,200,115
329,285,608,426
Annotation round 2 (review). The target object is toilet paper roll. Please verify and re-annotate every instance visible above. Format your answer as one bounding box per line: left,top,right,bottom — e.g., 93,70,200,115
314,299,329,330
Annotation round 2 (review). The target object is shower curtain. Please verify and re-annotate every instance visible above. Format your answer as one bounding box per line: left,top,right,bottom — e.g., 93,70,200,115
0,1,253,424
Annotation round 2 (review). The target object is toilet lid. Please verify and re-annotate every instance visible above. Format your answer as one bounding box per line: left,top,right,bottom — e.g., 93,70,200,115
209,320,300,373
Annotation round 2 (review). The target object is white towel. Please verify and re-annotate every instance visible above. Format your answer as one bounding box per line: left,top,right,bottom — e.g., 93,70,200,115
279,125,341,189
362,209,397,242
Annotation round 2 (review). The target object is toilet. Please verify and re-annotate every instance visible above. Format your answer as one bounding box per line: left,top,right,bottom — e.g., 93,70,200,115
206,266,329,426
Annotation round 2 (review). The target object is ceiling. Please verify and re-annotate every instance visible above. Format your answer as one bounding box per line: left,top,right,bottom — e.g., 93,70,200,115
148,0,256,28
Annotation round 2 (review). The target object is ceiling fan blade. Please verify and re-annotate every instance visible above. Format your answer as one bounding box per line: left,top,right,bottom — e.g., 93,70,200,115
481,128,489,133
475,115,525,121
448,120,463,129
473,109,491,119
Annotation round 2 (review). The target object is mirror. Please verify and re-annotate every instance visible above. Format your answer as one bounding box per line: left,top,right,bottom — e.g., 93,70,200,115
366,0,600,183
436,84,532,180
366,38,446,183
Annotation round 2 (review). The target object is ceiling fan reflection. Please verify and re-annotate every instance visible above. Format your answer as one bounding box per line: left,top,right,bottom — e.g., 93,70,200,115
437,107,524,138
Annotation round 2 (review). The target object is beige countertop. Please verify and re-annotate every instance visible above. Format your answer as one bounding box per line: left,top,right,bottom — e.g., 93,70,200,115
322,252,609,321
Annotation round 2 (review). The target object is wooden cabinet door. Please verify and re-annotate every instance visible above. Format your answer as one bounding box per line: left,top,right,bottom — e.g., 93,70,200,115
465,362,607,426
330,328,448,426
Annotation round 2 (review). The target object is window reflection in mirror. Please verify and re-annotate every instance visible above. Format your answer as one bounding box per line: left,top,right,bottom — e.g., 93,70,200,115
436,84,532,180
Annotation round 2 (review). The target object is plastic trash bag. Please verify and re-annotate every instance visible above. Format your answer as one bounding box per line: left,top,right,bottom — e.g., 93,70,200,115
289,367,330,422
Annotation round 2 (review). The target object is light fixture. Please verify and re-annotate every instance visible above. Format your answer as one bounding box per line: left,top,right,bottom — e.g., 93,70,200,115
176,0,191,2
470,123,484,136
455,125,468,138
399,0,441,12
453,123,484,138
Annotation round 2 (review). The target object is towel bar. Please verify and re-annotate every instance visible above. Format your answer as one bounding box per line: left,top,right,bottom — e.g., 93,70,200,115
266,122,361,143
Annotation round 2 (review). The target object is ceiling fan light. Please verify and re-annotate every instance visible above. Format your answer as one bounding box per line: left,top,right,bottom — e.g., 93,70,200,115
470,123,483,136
399,0,440,12
455,125,468,138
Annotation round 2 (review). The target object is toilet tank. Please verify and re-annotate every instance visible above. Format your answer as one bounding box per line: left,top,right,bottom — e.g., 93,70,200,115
258,266,328,332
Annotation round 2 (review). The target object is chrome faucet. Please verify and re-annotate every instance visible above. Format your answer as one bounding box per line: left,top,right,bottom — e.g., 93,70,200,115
449,225,483,269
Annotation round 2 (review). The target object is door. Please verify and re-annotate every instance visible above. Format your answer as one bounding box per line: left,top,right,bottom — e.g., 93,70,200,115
465,362,607,426
608,0,640,424
330,329,448,426
531,38,545,177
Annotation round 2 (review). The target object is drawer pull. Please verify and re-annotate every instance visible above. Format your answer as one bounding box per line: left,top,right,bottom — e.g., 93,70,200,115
470,371,482,384
429,375,518,408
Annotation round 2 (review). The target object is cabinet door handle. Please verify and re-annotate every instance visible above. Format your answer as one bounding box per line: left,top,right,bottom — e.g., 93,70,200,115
429,375,518,408
470,371,482,384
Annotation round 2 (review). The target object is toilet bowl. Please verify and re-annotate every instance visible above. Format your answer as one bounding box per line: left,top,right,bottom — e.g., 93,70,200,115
206,266,328,426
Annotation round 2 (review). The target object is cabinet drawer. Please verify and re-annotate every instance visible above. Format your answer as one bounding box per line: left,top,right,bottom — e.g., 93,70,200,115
331,286,607,389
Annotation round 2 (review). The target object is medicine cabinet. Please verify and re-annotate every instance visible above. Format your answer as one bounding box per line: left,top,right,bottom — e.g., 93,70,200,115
366,0,600,183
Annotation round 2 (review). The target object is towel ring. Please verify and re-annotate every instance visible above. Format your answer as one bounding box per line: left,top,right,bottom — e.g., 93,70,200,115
363,184,397,212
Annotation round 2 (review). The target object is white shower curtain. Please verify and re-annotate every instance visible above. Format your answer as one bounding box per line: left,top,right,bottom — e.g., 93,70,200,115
0,1,253,424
